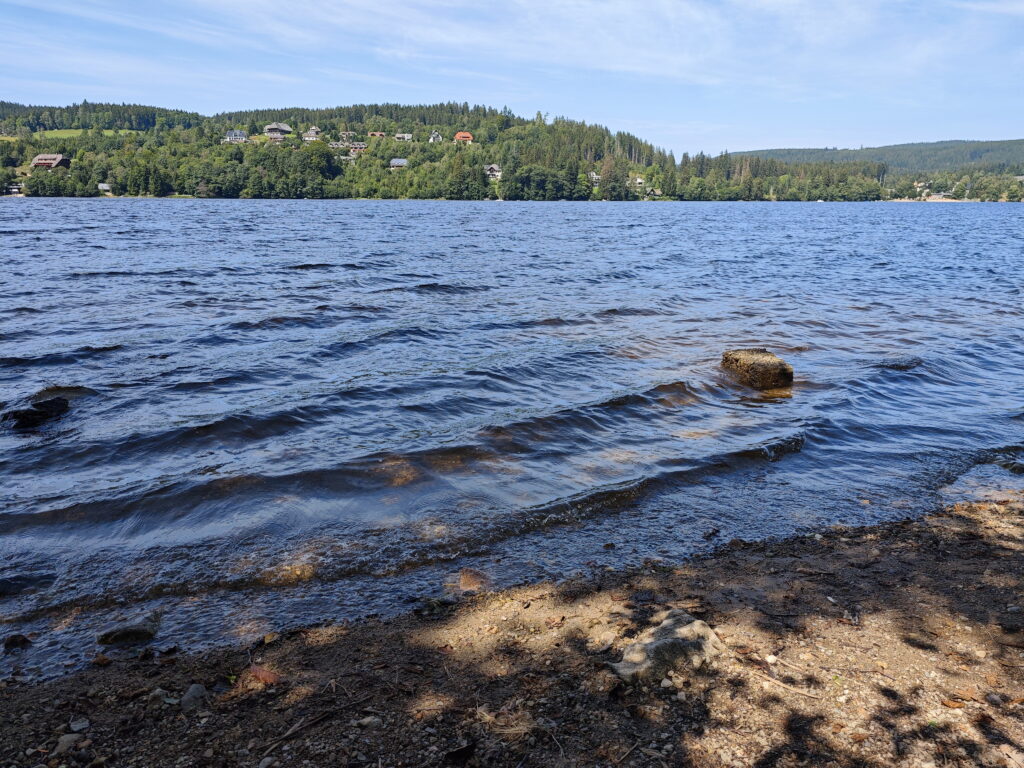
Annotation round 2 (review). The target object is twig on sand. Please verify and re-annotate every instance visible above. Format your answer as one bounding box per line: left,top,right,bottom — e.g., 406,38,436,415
262,693,372,757
614,740,640,764
747,668,823,700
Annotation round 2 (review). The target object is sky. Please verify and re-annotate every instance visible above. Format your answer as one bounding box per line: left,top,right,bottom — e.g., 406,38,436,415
2,0,1023,154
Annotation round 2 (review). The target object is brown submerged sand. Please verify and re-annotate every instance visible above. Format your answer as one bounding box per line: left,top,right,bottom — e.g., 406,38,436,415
2,492,1023,768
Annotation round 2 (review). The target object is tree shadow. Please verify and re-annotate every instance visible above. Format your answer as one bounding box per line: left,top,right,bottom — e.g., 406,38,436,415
1,496,1022,766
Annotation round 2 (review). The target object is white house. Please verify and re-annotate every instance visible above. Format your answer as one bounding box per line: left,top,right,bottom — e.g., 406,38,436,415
484,163,502,181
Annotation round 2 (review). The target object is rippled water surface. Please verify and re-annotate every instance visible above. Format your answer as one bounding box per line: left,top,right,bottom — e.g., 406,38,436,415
2,199,1022,674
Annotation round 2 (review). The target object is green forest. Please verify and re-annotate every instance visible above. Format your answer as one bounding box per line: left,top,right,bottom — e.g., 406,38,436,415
734,139,1024,173
2,101,1023,201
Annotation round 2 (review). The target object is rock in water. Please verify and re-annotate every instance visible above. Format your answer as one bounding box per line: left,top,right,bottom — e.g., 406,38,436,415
457,568,492,593
721,348,793,390
96,612,159,645
2,397,70,430
3,633,32,652
610,609,728,683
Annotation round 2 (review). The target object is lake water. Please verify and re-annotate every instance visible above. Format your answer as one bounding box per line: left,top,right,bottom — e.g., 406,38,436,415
2,199,1022,674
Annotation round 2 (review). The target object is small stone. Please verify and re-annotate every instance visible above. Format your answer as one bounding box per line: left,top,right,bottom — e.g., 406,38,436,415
765,654,778,665
585,630,616,654
660,678,674,688
69,717,90,732
258,758,277,768
357,715,383,729
146,687,170,708
180,683,208,713
985,692,1004,706
721,348,794,390
53,733,84,756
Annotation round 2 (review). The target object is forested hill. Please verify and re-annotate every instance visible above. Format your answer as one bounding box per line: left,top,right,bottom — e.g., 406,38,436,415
734,139,1024,173
2,101,1023,201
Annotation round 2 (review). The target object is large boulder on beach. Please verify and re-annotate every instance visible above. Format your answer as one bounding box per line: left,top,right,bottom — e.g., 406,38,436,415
722,348,793,390
610,609,728,683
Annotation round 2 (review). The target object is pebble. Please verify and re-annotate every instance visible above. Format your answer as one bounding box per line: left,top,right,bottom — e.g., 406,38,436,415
357,715,383,729
69,717,90,732
52,733,84,756
180,683,208,713
258,758,277,768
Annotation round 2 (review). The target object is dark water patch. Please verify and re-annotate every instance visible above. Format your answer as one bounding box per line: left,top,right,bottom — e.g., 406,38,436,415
284,262,333,270
376,282,493,295
874,355,925,371
0,345,123,368
315,326,448,359
227,312,338,331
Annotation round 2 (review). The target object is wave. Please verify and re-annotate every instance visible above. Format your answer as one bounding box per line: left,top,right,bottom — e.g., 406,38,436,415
0,345,123,367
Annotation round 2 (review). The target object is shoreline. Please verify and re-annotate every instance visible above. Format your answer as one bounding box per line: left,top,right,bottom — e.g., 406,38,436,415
2,491,1022,766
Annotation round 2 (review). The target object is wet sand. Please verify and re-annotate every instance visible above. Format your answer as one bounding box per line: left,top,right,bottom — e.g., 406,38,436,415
2,490,1023,767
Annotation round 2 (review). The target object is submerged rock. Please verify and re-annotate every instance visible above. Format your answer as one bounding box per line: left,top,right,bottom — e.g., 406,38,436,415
3,633,32,652
96,612,159,645
610,609,728,683
721,348,793,390
457,568,492,594
2,397,69,430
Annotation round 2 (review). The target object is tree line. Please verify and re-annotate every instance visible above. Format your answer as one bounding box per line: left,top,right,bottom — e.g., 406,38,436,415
2,101,1022,202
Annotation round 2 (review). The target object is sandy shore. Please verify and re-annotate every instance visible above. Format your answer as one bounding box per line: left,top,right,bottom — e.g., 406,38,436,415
2,491,1023,767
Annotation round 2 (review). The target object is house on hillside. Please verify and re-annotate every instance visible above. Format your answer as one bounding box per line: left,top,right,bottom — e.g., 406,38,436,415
97,183,112,193
264,122,292,141
30,154,70,170
367,131,386,138
302,126,323,142
348,142,368,152
394,133,413,142
454,131,473,144
328,141,350,149
484,163,502,181
429,130,443,143
222,129,248,144
389,158,408,170
587,171,601,185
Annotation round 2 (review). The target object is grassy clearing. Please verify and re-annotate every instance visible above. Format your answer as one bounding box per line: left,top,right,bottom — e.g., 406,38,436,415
34,129,138,138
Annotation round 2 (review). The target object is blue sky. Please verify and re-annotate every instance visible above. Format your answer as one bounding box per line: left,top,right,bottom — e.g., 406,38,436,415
3,0,1023,153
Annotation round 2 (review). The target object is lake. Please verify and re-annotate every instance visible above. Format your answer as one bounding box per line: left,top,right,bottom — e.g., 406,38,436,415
1,199,1022,674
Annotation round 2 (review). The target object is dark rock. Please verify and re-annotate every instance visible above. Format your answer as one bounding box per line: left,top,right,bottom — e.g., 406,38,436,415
721,348,793,390
3,397,69,430
96,612,159,645
180,683,208,713
3,633,32,652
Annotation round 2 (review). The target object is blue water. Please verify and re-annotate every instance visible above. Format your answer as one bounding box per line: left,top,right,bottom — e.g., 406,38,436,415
1,199,1022,674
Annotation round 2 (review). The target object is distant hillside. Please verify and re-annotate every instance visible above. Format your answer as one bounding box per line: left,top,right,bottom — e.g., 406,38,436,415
735,139,1024,173
2,101,1022,201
